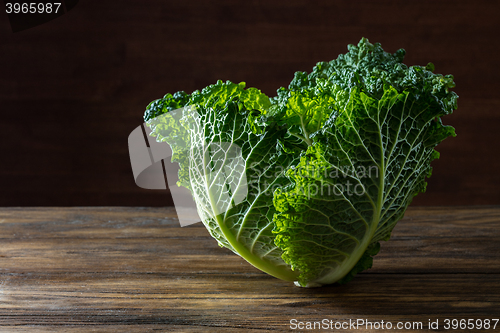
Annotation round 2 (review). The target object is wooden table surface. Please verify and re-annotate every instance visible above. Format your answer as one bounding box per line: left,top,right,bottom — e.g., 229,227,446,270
0,207,499,332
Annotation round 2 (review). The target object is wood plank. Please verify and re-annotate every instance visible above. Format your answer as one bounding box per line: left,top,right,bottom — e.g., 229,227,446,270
1,0,500,206
0,207,499,331
1,207,499,273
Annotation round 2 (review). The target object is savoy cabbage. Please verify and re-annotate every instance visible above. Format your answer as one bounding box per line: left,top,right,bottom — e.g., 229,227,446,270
144,38,457,287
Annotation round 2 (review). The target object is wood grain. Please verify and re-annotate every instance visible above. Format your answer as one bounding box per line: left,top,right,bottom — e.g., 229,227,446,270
0,206,499,331
1,1,500,206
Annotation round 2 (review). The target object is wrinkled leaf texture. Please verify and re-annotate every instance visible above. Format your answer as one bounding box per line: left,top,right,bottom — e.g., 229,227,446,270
144,38,457,287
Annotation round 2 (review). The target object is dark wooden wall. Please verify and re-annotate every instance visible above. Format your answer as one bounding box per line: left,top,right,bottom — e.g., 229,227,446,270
1,0,499,206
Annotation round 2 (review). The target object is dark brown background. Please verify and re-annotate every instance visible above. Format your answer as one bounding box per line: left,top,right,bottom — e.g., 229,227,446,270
0,0,499,206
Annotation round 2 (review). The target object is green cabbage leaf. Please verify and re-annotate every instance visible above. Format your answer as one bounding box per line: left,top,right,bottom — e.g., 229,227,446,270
143,38,457,287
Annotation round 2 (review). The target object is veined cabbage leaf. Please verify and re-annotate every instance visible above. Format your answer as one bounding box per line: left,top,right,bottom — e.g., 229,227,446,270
143,38,457,287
